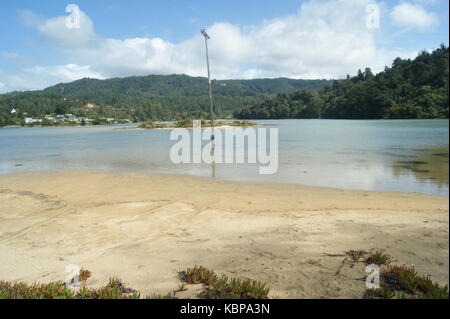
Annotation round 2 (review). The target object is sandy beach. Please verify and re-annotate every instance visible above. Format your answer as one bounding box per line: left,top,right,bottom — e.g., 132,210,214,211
0,170,448,298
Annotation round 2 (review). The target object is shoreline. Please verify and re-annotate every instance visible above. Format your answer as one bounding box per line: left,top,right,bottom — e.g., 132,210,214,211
2,118,448,130
1,124,262,130
1,167,448,198
0,170,448,298
1,168,449,199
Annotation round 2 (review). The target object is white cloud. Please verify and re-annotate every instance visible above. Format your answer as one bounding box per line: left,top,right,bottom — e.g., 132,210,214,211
390,2,439,31
24,64,104,82
1,0,420,93
37,9,99,48
0,64,103,93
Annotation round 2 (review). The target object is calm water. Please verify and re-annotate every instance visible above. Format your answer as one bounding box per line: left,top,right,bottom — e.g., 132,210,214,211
0,120,448,196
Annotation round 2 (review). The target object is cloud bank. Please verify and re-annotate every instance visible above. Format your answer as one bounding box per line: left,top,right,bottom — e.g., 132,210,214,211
390,2,439,31
1,0,438,93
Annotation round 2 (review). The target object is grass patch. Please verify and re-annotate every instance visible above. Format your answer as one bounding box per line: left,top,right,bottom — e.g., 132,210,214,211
179,265,269,299
345,249,391,265
138,121,156,129
346,250,367,262
342,249,447,299
365,265,449,299
140,119,257,130
179,265,218,285
230,120,257,127
175,119,192,128
79,268,92,282
204,276,269,299
365,250,391,266
1,265,269,299
0,279,140,299
138,121,166,129
146,293,175,299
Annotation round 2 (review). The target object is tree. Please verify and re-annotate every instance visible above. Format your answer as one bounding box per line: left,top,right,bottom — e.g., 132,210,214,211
234,46,448,120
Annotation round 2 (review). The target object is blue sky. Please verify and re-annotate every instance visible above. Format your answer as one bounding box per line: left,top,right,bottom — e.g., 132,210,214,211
0,0,448,93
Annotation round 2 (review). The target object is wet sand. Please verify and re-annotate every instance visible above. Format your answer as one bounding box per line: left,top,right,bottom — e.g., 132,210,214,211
0,170,448,298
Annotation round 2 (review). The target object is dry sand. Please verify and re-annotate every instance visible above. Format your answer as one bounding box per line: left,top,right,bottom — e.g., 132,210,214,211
0,170,448,298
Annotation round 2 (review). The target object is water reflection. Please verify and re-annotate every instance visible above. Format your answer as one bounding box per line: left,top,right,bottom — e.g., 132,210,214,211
391,146,449,189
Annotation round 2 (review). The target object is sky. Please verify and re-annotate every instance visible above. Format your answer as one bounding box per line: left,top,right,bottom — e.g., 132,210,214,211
0,0,448,93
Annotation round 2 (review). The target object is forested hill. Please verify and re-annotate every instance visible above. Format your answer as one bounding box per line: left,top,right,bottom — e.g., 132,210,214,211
0,75,329,125
234,45,449,120
45,75,329,98
43,75,329,117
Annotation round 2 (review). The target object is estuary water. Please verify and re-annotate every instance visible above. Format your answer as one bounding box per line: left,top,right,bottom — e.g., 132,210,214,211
0,119,448,196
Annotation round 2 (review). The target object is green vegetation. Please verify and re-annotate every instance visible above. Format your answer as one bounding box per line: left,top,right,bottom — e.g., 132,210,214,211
43,75,329,118
365,265,449,299
0,266,269,299
138,121,156,129
345,249,368,262
0,269,141,299
179,265,270,299
342,249,448,299
230,120,257,127
234,45,449,120
0,75,329,127
79,268,92,282
176,119,197,128
345,249,391,265
365,250,392,266
138,121,167,129
1,260,446,299
138,119,257,129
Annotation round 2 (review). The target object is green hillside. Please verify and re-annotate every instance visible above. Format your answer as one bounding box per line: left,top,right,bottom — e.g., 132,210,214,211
0,75,329,126
234,45,449,120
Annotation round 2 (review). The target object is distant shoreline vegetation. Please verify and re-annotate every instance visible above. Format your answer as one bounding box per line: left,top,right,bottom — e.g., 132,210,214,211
0,45,448,128
0,76,328,128
138,119,257,129
234,45,449,120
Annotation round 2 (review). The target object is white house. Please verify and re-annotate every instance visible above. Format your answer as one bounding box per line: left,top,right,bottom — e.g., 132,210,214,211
24,117,42,124
84,103,96,110
10,108,17,114
45,115,56,121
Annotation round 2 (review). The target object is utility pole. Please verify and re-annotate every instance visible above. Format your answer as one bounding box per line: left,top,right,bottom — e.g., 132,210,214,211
201,29,216,178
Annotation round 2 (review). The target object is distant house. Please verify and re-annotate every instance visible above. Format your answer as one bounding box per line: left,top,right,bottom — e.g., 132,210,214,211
24,118,41,124
10,108,17,114
84,103,96,110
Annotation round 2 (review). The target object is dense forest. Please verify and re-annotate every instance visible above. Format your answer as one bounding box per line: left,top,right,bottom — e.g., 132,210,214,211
0,75,328,126
234,45,449,120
